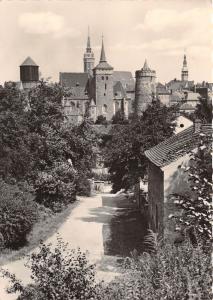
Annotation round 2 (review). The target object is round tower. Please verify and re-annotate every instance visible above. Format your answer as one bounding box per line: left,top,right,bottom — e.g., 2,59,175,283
83,27,95,76
134,60,156,115
181,54,188,82
20,57,39,90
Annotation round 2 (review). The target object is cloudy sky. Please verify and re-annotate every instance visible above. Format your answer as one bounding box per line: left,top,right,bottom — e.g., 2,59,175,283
0,0,212,84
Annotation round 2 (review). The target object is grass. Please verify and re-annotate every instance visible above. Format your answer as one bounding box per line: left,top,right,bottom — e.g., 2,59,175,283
0,200,79,266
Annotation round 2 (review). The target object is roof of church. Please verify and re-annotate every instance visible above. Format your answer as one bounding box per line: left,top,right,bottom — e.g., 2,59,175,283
60,72,89,88
113,81,126,98
145,123,212,168
157,82,170,95
20,57,38,67
113,71,135,91
67,86,89,100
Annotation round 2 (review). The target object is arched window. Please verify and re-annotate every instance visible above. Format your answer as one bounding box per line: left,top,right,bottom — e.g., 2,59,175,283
103,104,108,114
106,76,108,80
105,83,107,90
70,101,75,112
102,76,104,80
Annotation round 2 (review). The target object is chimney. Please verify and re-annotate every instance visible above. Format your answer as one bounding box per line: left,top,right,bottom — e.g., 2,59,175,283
194,119,202,133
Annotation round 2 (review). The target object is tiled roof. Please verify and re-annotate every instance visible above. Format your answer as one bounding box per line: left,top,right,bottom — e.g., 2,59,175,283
113,71,135,91
166,79,194,91
144,124,212,168
20,57,38,67
94,61,113,70
60,72,89,88
113,81,126,98
179,102,195,111
170,91,184,102
185,92,200,101
67,86,89,100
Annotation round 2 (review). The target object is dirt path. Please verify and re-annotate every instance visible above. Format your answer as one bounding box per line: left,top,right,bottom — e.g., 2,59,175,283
0,188,146,299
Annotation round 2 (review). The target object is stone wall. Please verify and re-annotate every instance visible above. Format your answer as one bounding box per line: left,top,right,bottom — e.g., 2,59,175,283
147,162,164,236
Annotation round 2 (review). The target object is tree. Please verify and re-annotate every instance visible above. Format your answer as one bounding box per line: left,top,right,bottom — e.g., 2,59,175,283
103,100,178,192
112,109,129,125
0,82,32,181
194,97,212,124
172,133,212,240
2,237,99,300
95,115,108,125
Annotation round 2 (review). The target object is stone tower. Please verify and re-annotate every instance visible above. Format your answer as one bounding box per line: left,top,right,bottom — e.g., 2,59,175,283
20,56,39,90
181,54,188,82
93,37,114,120
83,28,95,75
134,59,156,115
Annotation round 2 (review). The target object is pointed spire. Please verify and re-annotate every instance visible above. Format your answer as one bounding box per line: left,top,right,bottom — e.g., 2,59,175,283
142,59,150,70
100,35,107,62
87,26,91,50
183,53,187,66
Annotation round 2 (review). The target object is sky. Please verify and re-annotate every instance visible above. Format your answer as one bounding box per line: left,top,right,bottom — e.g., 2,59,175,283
0,0,212,84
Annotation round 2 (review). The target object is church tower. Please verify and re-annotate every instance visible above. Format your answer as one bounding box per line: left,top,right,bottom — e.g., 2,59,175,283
181,54,188,82
83,28,95,75
134,59,156,115
93,37,114,120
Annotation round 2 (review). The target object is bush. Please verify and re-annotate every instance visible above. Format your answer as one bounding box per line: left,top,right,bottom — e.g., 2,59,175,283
0,179,38,249
2,237,99,300
97,241,212,300
75,174,91,196
34,162,76,212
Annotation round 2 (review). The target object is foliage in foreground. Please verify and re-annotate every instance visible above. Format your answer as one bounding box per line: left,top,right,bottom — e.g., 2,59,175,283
172,132,212,239
2,237,211,300
0,179,38,249
2,237,99,300
99,241,212,300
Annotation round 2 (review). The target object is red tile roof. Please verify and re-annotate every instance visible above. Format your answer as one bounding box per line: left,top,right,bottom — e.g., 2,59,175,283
144,124,212,167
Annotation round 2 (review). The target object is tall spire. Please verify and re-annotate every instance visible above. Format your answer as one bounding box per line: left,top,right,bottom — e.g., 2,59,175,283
142,59,150,70
181,51,188,81
100,35,106,62
87,26,91,50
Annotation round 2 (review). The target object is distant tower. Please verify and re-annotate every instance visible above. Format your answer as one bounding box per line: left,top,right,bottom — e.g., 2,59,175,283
134,59,156,115
93,36,114,120
83,27,95,75
181,54,188,82
20,57,39,90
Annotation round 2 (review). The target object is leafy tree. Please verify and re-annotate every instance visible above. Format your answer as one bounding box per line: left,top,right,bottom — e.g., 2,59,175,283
2,237,99,300
194,97,212,123
0,82,32,181
112,109,129,125
95,115,108,125
172,133,212,240
103,100,178,192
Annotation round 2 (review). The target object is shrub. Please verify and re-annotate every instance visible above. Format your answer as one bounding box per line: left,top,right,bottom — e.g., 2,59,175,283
2,237,99,300
0,179,38,249
75,174,91,196
98,241,212,300
34,162,76,212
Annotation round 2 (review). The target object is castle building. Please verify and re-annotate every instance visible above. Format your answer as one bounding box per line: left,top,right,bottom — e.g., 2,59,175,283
20,57,39,90
134,59,156,115
60,32,135,123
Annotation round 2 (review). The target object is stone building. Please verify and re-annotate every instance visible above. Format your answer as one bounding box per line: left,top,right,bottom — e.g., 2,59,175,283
60,32,135,123
144,121,212,239
134,59,156,115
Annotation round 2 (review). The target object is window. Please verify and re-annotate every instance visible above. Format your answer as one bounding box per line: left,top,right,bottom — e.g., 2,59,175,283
104,93,106,96
105,83,107,90
102,76,104,80
106,76,108,80
103,104,108,113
